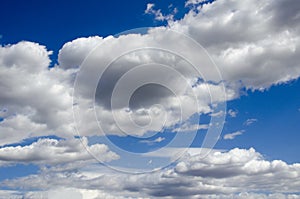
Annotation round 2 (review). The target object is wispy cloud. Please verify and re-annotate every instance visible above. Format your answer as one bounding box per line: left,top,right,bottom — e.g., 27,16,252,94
223,130,245,140
210,110,225,117
244,118,258,126
139,136,165,145
172,123,209,132
227,109,238,118
145,3,177,22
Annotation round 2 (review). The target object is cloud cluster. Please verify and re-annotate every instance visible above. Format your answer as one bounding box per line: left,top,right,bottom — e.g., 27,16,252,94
0,41,75,145
0,33,230,143
69,0,300,139
0,137,118,167
145,3,177,22
2,148,300,198
1,0,300,142
63,31,231,137
171,0,300,89
0,0,300,197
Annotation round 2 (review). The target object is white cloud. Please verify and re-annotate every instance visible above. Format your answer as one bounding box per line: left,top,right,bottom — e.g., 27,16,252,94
228,109,238,117
145,3,177,22
0,42,76,145
0,190,22,199
69,33,230,137
58,36,104,69
153,137,165,143
185,0,208,7
2,147,300,198
1,0,300,197
223,130,245,140
5,0,300,141
0,137,119,166
0,41,52,72
210,110,225,117
244,118,258,126
140,137,165,145
145,3,155,14
172,123,209,132
0,0,299,143
170,0,300,89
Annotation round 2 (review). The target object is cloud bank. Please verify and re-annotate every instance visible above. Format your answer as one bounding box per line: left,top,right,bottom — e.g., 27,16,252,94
2,148,300,198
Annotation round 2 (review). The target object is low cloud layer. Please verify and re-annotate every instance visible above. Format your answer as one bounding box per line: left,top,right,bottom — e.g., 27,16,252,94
0,137,118,167
2,148,300,198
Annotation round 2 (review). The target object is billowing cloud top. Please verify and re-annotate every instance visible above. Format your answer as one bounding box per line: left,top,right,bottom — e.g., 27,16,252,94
1,0,300,142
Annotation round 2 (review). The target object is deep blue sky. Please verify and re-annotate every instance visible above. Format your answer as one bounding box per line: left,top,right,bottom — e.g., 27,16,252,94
218,79,300,164
0,0,187,64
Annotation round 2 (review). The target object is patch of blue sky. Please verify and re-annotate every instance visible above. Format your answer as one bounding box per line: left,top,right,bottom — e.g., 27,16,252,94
0,164,39,182
0,135,64,148
216,79,300,163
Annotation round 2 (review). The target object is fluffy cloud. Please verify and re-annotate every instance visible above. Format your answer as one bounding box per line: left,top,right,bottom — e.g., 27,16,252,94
1,0,300,197
70,32,230,137
0,41,51,72
0,137,119,166
2,148,300,198
2,0,299,141
69,0,300,137
0,33,230,142
58,36,104,69
171,0,300,89
0,42,76,145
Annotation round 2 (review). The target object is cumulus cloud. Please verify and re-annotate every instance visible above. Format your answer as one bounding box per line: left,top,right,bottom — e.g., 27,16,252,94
0,42,75,145
2,0,299,141
2,148,300,198
1,0,300,197
70,32,231,137
0,137,119,166
0,41,52,72
171,0,300,89
58,36,104,69
68,0,300,137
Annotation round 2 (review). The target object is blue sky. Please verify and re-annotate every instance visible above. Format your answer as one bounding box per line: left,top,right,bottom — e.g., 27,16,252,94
1,0,300,198
0,0,186,64
218,79,300,163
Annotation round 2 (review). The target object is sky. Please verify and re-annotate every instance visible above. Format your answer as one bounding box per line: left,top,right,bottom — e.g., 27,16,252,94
0,0,300,198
